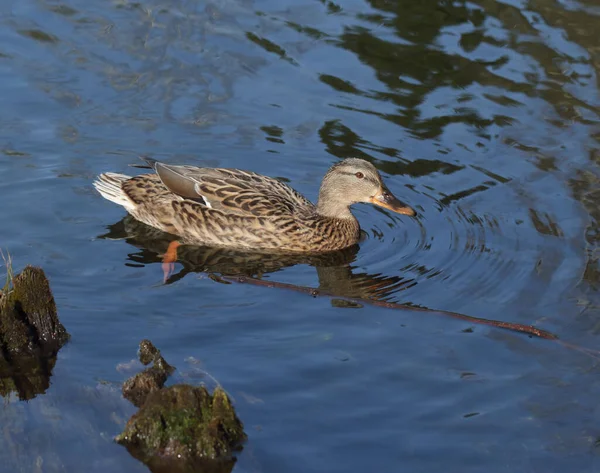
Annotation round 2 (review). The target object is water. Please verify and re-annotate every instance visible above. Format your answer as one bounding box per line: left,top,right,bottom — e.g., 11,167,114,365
1,0,600,471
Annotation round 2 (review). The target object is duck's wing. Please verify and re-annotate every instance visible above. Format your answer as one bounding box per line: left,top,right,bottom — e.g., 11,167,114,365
145,159,315,218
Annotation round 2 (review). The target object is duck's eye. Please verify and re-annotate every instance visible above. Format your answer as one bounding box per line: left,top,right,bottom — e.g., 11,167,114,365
355,172,364,179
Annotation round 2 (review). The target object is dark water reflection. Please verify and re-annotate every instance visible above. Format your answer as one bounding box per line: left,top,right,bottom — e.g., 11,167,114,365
1,0,600,471
100,216,414,300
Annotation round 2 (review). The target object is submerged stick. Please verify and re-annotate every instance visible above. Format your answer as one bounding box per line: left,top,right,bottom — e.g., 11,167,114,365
214,274,558,340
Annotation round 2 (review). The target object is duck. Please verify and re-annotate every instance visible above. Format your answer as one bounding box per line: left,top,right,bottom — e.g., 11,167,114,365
94,157,416,255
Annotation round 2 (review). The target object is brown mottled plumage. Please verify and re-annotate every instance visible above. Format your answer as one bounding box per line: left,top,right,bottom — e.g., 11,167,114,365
93,157,415,253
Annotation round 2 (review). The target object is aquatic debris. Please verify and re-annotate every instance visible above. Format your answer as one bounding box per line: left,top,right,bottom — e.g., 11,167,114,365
116,340,246,472
0,264,70,400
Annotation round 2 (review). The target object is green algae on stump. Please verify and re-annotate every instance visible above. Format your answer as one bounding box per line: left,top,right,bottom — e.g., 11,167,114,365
116,384,246,461
117,340,246,469
1,265,69,348
0,265,69,400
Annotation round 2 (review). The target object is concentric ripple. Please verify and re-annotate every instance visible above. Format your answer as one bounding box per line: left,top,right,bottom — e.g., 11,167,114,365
355,187,560,313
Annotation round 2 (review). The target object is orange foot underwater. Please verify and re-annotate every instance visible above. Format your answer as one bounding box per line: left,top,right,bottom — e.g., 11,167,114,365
161,241,181,282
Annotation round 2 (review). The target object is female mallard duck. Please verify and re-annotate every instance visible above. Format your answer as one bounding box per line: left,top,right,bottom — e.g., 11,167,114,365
94,157,415,253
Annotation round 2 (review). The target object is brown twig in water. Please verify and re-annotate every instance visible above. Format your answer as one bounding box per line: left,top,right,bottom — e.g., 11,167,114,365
214,274,558,340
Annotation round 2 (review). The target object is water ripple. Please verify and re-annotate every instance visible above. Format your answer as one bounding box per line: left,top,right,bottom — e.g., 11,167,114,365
357,186,546,310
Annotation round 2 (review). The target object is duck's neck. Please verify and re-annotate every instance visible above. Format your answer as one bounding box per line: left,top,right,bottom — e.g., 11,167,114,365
316,197,355,220
316,176,358,220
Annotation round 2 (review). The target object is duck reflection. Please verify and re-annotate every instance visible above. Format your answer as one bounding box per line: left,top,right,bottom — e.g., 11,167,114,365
99,216,415,302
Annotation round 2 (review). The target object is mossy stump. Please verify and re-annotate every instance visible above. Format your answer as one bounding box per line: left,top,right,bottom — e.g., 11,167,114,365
122,339,174,408
117,341,246,472
0,265,69,400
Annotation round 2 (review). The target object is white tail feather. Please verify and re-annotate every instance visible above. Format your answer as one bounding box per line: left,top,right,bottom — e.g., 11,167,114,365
93,173,135,211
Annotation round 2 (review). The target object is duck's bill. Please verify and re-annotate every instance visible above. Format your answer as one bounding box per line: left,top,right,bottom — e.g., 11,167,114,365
370,190,416,216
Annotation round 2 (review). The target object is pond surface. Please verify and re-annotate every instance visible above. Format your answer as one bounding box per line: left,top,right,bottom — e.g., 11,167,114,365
1,0,600,471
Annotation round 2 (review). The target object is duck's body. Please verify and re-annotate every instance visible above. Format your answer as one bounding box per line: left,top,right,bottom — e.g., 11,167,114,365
94,157,415,253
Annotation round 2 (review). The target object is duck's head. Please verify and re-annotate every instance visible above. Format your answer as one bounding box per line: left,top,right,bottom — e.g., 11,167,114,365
317,158,416,219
